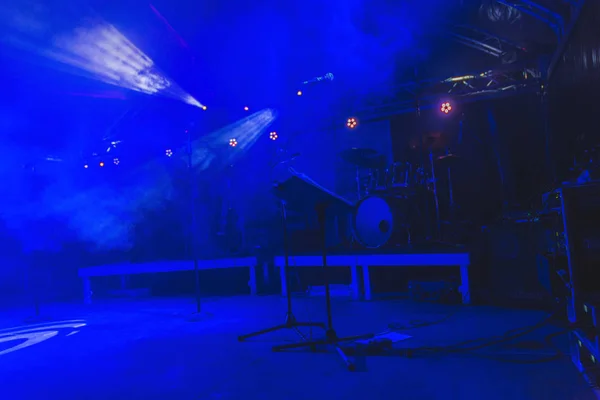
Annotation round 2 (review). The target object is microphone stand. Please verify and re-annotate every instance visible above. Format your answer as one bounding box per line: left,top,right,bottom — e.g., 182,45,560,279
272,202,374,371
24,163,52,323
186,129,205,319
270,83,374,371
237,200,325,342
238,96,325,342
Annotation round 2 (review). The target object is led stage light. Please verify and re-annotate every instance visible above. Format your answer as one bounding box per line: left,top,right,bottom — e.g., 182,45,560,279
346,117,358,129
441,102,452,114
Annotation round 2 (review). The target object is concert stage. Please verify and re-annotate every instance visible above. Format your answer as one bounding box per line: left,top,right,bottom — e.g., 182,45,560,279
0,296,595,400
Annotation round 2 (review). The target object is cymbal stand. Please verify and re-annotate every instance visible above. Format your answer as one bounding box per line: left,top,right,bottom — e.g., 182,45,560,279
238,200,325,342
355,166,362,200
272,203,374,371
447,162,456,221
429,150,441,239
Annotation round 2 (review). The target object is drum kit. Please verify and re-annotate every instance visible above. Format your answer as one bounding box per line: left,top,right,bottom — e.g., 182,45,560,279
340,146,461,248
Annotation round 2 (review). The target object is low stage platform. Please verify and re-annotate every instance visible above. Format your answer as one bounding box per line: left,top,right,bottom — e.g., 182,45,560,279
79,248,470,306
78,257,258,304
276,250,470,304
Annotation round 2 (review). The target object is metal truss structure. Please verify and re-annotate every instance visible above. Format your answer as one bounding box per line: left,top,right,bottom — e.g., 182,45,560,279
451,0,586,79
355,64,542,120
355,0,585,120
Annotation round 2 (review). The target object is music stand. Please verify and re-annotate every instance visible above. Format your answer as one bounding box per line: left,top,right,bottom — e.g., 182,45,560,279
237,184,326,342
269,173,374,371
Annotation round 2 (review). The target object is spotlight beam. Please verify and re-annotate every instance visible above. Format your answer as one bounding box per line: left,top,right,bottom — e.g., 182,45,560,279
0,5,203,108
1,109,277,252
149,4,189,49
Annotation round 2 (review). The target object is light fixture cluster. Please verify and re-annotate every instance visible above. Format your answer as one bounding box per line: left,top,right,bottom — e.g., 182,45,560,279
441,102,452,114
346,117,358,129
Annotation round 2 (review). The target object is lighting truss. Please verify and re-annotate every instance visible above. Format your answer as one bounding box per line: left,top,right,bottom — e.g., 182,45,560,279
452,1,586,80
494,0,565,39
354,65,542,120
449,25,527,63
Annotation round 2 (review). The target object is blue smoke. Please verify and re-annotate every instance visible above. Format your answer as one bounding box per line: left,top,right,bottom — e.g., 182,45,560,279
0,109,277,252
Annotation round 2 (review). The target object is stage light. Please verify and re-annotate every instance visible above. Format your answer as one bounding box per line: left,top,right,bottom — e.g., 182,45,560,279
297,90,303,96
99,162,105,167
113,158,119,165
441,102,452,114
346,117,358,129
244,106,249,111
269,131,278,141
229,138,238,147
84,164,88,169
202,106,207,111
2,15,205,109
165,149,173,157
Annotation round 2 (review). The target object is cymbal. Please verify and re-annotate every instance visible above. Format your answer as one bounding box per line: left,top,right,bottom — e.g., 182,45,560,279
339,148,386,169
436,153,461,162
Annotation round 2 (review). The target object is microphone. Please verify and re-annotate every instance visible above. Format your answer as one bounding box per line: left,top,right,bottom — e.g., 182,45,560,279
301,73,334,85
271,152,301,169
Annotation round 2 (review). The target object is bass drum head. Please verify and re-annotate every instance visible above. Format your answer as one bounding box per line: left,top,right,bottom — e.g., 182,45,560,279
354,196,395,248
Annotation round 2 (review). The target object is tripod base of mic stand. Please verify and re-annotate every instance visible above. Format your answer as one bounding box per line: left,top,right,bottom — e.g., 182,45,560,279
238,312,325,342
187,311,214,323
272,329,374,371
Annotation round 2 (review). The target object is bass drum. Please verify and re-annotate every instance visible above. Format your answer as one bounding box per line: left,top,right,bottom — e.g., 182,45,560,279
353,195,409,248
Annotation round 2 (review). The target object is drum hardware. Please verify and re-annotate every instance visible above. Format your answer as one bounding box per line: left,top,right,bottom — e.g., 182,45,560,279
429,151,441,239
340,148,387,199
437,153,461,221
390,161,411,188
354,166,361,198
339,148,386,169
367,166,389,193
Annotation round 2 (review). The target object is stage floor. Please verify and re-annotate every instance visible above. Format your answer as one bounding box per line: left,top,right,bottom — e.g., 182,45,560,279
0,296,595,400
